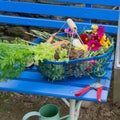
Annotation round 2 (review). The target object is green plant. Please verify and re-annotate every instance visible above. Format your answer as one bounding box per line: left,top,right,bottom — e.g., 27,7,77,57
0,39,33,81
0,38,69,81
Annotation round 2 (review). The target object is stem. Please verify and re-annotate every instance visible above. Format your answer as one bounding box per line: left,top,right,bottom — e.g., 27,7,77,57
0,40,37,47
20,39,37,45
68,35,73,59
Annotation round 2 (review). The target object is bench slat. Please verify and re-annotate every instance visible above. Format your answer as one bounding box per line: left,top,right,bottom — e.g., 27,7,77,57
0,15,117,34
0,1,119,21
0,78,109,102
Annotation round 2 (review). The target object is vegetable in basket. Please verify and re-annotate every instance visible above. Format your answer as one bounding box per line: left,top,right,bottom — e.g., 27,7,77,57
0,19,114,81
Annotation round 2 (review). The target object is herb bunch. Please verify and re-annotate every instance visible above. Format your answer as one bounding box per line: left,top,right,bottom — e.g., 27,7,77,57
0,39,33,81
0,38,69,81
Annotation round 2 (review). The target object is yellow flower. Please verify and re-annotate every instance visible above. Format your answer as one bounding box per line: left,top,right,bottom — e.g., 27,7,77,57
105,37,111,47
92,25,98,30
91,25,98,34
100,34,111,48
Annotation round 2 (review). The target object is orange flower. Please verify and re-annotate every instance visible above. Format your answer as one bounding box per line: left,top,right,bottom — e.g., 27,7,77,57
100,34,111,47
99,34,106,46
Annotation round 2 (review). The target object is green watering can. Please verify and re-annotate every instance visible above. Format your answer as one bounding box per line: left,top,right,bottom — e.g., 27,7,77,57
22,104,60,120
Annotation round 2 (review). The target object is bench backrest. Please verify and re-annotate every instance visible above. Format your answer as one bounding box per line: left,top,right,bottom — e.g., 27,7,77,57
0,0,120,34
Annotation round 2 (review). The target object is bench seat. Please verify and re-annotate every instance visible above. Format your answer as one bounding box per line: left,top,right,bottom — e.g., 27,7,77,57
0,41,114,102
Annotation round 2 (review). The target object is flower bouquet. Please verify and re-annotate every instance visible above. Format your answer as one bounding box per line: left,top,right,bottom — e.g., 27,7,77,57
31,19,114,81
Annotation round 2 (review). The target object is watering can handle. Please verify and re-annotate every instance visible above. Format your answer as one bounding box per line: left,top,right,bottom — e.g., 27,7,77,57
22,111,40,120
66,18,77,31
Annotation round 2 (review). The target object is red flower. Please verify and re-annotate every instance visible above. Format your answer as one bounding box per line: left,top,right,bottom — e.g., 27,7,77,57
90,33,98,41
88,40,101,52
90,60,97,65
97,26,105,38
80,33,89,44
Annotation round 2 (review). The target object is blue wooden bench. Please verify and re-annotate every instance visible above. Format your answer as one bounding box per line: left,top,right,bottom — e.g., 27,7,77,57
0,0,120,120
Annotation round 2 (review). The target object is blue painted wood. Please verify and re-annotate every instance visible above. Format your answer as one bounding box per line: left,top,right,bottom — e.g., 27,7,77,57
0,1,119,21
84,4,91,23
0,1,119,35
0,79,109,102
0,15,118,34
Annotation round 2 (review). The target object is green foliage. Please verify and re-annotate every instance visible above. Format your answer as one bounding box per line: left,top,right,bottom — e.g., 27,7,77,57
0,38,69,81
0,39,33,81
29,30,66,42
58,48,69,62
29,42,69,64
38,63,64,81
30,43,56,65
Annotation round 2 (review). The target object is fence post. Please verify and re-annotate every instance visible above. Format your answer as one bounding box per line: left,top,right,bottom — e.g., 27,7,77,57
113,7,120,103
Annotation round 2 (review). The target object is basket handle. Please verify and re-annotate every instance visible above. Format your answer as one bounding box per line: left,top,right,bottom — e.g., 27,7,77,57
66,18,77,31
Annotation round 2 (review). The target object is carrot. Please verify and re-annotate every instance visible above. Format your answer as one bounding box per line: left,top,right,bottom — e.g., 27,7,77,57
52,40,69,47
46,32,57,43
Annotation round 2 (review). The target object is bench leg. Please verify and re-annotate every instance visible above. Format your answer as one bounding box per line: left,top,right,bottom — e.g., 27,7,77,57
69,99,76,120
69,99,82,120
61,99,82,120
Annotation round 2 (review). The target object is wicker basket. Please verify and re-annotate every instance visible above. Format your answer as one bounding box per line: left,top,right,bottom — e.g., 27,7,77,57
38,40,114,81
